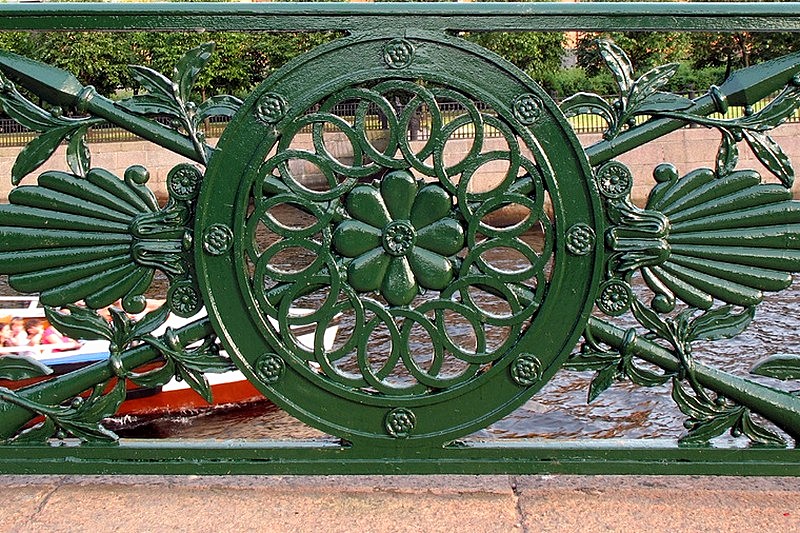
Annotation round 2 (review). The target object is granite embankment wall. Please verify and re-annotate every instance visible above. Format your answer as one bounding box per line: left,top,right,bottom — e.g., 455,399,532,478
1,124,799,204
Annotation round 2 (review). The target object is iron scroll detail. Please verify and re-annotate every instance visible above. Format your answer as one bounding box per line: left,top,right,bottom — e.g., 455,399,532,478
196,32,602,446
0,2,800,472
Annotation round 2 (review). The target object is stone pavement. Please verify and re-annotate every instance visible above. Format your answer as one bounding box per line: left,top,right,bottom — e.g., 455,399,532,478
0,475,797,532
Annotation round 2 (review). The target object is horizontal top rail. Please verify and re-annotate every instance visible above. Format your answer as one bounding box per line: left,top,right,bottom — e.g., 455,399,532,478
1,2,800,32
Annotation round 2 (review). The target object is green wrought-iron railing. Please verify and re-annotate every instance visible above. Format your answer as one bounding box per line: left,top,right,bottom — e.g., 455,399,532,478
1,2,800,475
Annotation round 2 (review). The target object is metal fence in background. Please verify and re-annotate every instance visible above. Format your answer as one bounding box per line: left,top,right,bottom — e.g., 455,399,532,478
3,95,796,148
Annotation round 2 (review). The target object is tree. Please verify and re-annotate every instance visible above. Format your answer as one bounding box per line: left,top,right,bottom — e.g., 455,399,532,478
688,31,800,72
465,31,565,79
576,32,692,76
27,32,139,97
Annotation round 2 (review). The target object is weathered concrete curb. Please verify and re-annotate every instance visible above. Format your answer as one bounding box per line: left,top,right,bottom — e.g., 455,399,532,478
0,475,798,532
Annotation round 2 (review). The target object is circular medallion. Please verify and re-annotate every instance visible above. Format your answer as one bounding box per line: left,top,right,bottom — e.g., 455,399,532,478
167,280,203,318
256,353,285,383
382,220,417,256
566,224,596,256
255,92,287,124
383,39,415,69
197,33,601,446
513,94,542,125
595,161,633,199
168,164,203,201
510,354,542,386
596,279,633,316
202,224,233,256
385,408,416,438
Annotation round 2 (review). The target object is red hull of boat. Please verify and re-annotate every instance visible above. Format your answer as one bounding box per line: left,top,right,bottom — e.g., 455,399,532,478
117,380,266,417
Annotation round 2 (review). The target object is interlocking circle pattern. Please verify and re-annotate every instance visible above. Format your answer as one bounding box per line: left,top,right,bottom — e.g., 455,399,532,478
198,33,601,444
247,81,553,394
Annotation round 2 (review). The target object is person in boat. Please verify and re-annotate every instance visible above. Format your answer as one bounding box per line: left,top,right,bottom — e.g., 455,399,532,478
26,319,81,350
0,323,10,348
6,317,28,347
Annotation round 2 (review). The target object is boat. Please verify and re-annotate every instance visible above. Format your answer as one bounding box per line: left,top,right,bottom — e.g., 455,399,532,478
0,297,338,417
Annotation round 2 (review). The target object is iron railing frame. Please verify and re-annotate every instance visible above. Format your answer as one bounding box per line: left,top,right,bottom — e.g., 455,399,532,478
0,2,800,475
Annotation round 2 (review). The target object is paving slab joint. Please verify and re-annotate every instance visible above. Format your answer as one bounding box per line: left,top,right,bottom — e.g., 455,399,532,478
510,476,527,532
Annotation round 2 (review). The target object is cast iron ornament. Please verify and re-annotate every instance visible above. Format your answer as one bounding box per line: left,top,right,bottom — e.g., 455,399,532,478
196,32,601,445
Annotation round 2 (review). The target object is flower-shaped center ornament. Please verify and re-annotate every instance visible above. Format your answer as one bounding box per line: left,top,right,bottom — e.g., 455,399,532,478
333,171,465,306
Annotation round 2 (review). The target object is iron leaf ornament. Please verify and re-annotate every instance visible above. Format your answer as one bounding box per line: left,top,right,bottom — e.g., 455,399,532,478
0,43,242,171
118,43,242,165
561,40,694,141
0,69,102,184
564,39,800,186
1,32,800,451
0,44,242,444
561,40,800,447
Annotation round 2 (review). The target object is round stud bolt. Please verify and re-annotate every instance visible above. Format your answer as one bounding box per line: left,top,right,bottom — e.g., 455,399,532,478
382,220,417,256
383,39,415,69
513,94,542,125
566,223,595,256
168,281,203,318
595,161,633,199
510,354,541,386
203,224,233,256
596,279,632,316
256,92,287,124
168,164,203,201
385,408,416,438
256,353,285,384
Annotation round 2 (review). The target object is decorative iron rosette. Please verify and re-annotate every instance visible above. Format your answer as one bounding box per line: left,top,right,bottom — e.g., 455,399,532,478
196,32,601,445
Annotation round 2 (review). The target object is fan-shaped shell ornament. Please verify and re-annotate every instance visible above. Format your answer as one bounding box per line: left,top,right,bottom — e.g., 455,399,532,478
0,166,190,313
606,163,800,311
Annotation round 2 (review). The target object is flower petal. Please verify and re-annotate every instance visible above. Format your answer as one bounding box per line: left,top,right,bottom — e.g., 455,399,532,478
332,220,381,257
382,256,418,306
416,218,465,256
348,248,390,292
346,186,391,228
409,247,453,290
411,185,451,229
381,171,417,220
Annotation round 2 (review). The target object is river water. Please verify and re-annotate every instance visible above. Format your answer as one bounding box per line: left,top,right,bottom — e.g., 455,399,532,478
109,231,800,444
3,219,799,443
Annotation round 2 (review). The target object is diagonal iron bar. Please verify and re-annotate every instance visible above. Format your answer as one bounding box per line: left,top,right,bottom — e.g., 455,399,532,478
0,51,209,164
587,316,800,442
587,50,800,165
0,319,215,441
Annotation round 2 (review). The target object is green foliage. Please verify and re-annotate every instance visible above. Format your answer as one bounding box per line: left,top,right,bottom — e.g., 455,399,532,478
686,0,800,71
465,31,565,80
0,0,794,108
539,62,728,100
577,31,692,76
0,32,35,59
663,64,727,95
31,32,140,97
537,68,616,99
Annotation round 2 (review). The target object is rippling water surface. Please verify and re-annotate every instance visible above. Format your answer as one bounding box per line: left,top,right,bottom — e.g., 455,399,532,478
116,274,800,443
7,224,800,443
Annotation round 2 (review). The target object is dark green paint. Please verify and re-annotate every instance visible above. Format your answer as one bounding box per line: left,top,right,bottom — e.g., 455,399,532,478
197,31,600,447
0,440,799,476
0,2,800,474
3,3,800,32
